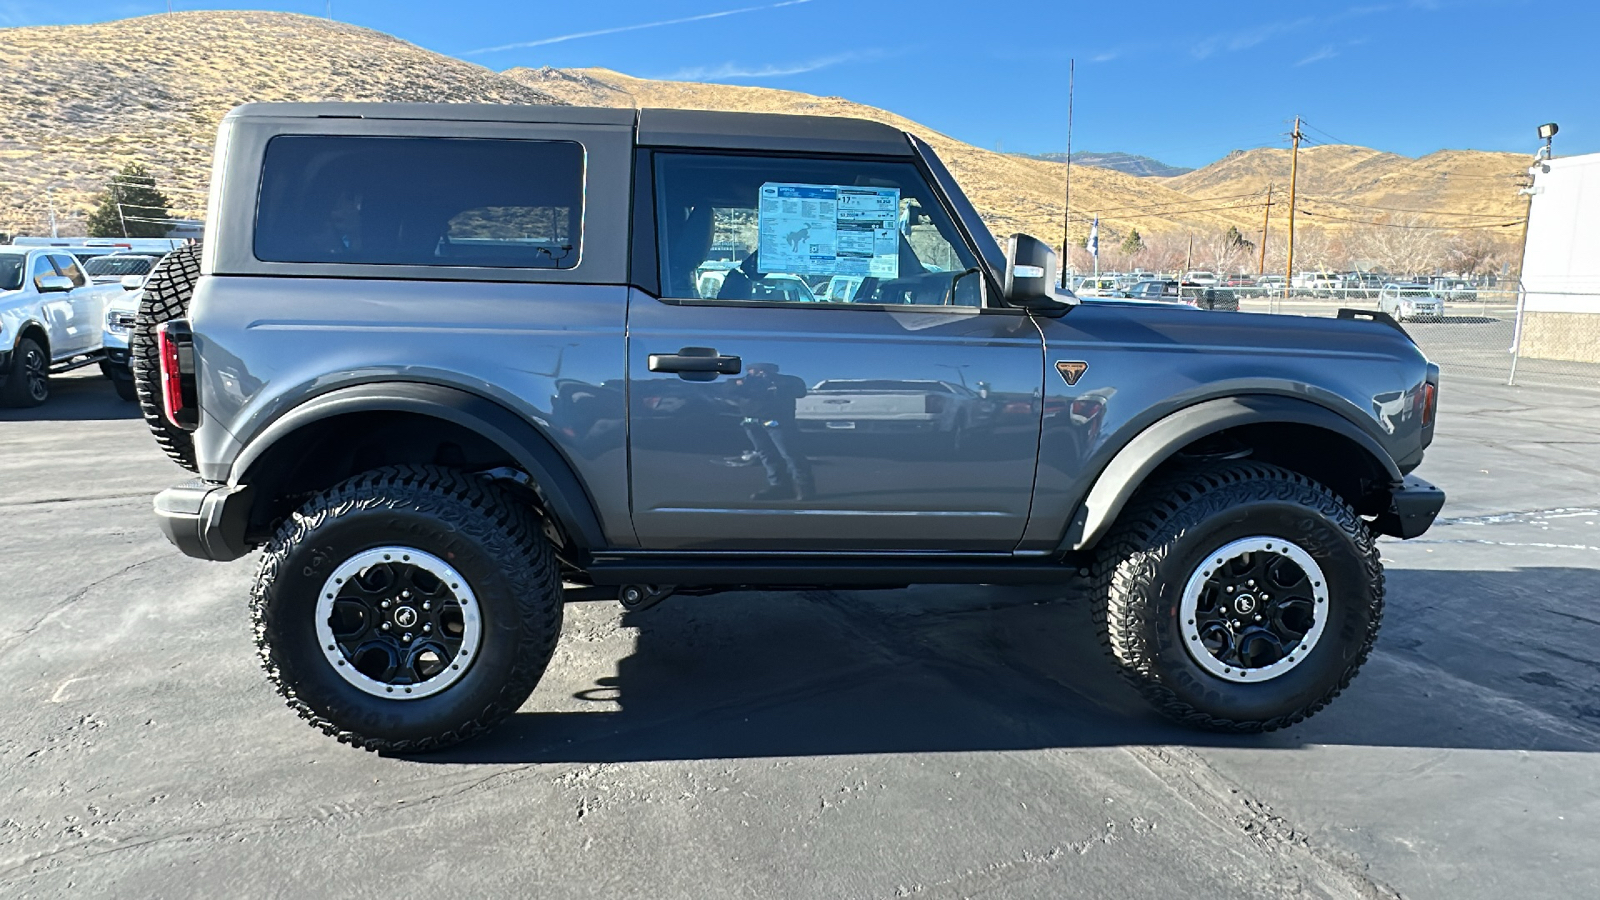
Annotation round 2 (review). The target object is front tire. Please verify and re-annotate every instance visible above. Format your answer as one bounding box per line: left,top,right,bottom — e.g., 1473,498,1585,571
0,337,49,408
252,465,563,752
1092,462,1383,732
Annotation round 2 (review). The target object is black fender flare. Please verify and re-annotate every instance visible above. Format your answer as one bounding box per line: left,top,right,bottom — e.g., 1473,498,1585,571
1059,394,1403,552
232,382,607,553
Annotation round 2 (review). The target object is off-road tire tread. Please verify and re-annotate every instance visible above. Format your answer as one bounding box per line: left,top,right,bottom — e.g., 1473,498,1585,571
250,465,562,753
130,243,201,471
1090,461,1384,733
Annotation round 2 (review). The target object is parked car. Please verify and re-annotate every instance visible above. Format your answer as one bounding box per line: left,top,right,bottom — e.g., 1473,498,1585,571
1072,276,1119,297
1377,284,1444,322
1342,272,1383,300
1126,279,1239,311
142,101,1443,753
1430,277,1476,302
0,246,125,406
1184,270,1218,286
81,253,162,286
1293,271,1341,298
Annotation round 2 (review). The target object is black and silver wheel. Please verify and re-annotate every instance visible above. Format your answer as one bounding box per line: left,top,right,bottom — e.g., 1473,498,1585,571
252,465,562,752
1093,462,1383,732
0,337,49,408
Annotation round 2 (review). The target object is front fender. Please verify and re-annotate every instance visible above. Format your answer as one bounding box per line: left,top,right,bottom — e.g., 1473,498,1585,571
1055,394,1403,552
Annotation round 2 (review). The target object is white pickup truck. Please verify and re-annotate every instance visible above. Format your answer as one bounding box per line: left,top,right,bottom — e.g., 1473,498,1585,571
0,246,127,407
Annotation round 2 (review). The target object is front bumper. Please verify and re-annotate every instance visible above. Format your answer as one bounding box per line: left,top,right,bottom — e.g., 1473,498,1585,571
1371,475,1445,539
154,480,255,561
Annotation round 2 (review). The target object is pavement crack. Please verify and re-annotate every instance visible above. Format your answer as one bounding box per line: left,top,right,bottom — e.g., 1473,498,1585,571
0,556,165,662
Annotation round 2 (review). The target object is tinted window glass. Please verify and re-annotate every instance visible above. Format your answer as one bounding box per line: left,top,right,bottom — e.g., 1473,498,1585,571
50,255,87,288
654,153,982,308
0,256,22,291
255,136,583,269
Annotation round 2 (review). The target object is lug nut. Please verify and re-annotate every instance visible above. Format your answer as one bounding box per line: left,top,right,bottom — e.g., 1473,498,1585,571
422,601,431,611
380,600,391,609
1226,586,1235,593
402,633,413,643
402,591,411,598
381,622,391,631
423,624,432,634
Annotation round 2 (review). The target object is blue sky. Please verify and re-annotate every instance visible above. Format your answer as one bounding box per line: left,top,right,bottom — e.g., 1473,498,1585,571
7,0,1593,167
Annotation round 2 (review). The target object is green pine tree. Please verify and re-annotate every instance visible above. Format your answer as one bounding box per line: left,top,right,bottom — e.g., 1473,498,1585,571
86,164,173,238
1120,229,1144,255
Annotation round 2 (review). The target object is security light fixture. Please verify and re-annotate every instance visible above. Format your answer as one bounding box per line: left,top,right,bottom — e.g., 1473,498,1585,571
1537,123,1559,140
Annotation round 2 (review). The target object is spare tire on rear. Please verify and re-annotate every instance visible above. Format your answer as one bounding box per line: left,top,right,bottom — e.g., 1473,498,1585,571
131,243,202,472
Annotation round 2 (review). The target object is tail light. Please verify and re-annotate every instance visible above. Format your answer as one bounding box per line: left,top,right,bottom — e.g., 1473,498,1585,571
1421,381,1437,427
156,320,199,431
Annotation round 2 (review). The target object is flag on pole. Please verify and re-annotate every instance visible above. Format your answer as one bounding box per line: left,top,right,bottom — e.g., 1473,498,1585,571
1089,217,1100,258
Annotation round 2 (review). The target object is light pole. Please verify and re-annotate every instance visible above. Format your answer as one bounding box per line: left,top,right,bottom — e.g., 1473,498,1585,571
1508,122,1558,385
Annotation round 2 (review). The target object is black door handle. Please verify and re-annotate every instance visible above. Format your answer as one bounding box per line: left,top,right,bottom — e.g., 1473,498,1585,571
648,347,742,381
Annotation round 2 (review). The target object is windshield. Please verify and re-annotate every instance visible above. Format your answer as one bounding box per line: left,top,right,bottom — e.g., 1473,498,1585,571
83,256,156,277
0,256,22,291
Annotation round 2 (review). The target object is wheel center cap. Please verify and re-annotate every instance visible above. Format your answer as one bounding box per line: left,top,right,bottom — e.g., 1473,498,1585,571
393,606,419,628
1234,593,1258,615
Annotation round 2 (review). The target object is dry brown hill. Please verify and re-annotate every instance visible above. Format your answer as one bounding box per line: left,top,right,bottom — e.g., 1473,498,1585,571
508,67,1261,245
0,11,559,235
1164,145,1527,227
0,11,1528,266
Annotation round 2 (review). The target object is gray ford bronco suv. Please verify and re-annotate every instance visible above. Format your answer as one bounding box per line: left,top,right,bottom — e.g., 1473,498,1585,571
138,103,1444,752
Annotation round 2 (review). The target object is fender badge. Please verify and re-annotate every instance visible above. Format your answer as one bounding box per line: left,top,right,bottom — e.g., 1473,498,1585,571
1056,360,1089,386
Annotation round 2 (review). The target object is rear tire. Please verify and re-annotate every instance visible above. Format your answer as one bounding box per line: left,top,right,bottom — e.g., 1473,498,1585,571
131,244,201,471
0,337,49,408
1091,462,1383,732
252,465,563,753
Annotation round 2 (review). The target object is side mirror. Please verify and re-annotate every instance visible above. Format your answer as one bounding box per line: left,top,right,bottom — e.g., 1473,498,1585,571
36,274,73,294
1003,234,1074,313
120,274,145,291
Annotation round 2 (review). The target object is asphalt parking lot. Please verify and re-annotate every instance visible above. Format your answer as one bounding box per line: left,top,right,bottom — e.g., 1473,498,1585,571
2,368,1597,899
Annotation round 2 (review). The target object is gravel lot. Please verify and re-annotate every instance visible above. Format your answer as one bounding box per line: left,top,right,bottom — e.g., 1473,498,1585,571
3,368,1597,899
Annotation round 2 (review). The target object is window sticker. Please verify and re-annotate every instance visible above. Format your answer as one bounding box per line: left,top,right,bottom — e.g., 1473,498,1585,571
757,183,899,278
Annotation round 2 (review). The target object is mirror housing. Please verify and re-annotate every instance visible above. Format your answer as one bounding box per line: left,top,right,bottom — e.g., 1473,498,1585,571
36,274,73,294
1003,234,1075,313
120,274,145,291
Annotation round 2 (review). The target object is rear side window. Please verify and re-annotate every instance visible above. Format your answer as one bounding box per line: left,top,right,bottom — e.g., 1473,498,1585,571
254,136,584,269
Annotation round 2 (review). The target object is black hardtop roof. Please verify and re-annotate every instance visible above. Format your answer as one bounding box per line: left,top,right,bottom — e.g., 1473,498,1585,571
223,102,913,156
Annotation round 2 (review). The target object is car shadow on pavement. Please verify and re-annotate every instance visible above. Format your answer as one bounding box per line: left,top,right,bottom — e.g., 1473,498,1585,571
0,372,138,421
415,566,1600,764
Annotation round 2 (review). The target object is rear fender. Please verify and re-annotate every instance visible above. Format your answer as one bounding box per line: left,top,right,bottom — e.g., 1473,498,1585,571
232,382,607,554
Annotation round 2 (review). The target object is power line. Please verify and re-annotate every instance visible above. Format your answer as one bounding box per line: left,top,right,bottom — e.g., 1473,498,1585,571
1105,202,1270,221
1297,208,1524,229
1087,190,1270,215
1297,195,1524,219
1299,118,1353,146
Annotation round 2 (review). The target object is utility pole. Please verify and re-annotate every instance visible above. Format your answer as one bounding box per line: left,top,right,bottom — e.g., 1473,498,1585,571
1059,58,1074,288
1284,116,1302,302
1258,183,1272,275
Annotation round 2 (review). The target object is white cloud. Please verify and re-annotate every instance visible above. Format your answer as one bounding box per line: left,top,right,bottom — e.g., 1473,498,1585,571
463,0,812,56
1090,51,1120,63
1296,45,1341,66
667,52,867,80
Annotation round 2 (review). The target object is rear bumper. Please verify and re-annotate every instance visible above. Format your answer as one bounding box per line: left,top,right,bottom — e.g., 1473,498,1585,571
1371,475,1445,539
154,480,255,561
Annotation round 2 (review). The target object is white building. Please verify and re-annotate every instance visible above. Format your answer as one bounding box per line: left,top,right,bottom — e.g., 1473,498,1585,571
1518,149,1600,363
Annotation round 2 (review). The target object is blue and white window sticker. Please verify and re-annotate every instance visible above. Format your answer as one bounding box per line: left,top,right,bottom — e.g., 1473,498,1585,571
757,182,900,278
